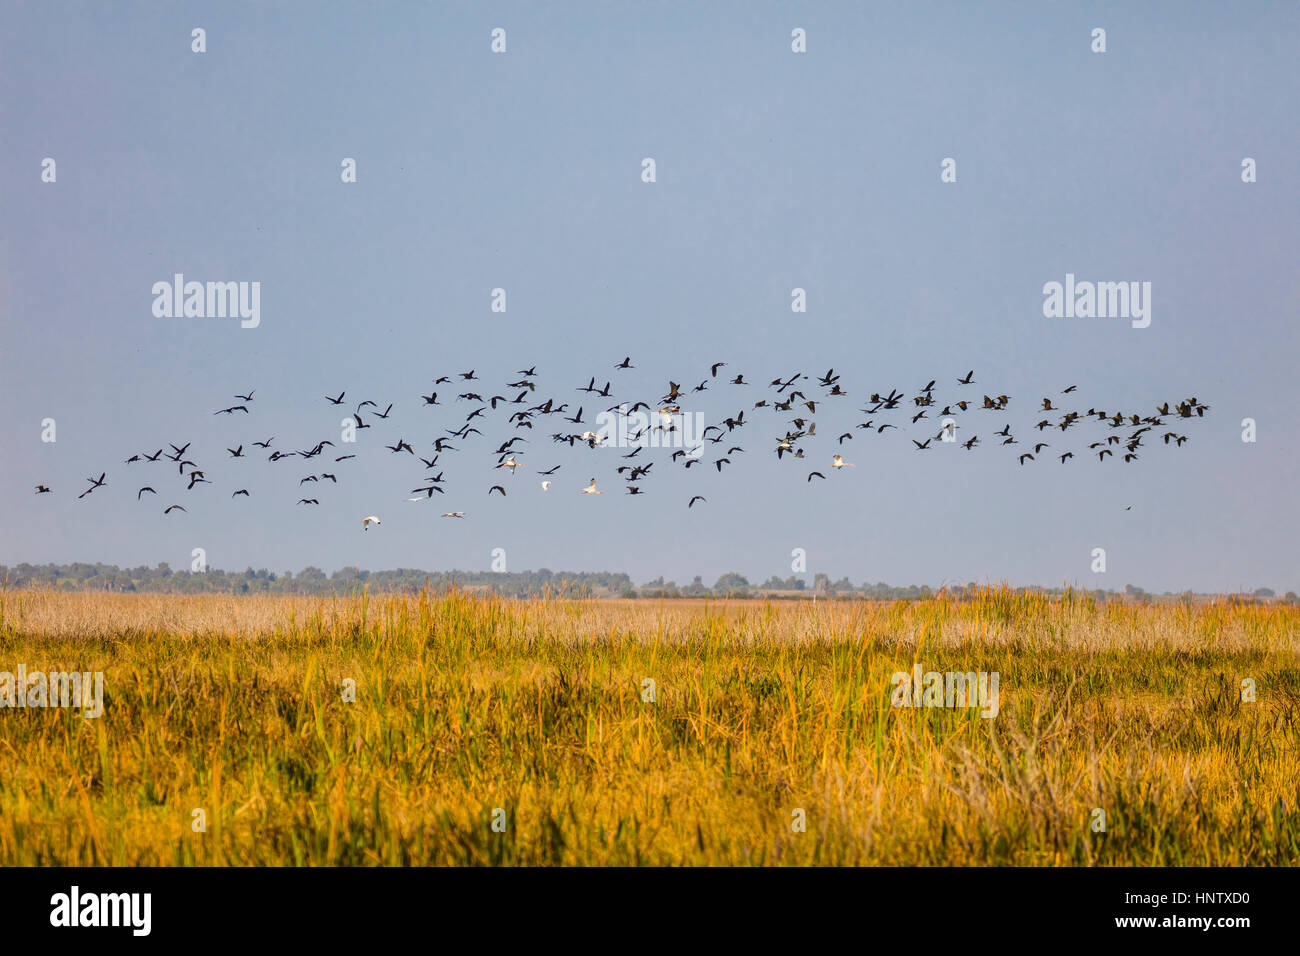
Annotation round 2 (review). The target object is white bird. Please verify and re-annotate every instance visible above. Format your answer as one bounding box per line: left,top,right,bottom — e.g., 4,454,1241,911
496,456,521,473
540,480,551,491
832,454,854,468
441,512,465,518
581,478,603,495
579,431,604,446
362,515,381,530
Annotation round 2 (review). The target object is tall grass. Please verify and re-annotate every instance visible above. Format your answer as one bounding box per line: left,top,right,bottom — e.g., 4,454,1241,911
0,587,1295,865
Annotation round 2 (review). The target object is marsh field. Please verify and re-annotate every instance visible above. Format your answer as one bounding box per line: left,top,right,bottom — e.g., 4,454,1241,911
0,587,1296,866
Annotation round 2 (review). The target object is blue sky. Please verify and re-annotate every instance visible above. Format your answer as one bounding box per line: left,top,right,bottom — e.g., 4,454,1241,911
2,1,1296,592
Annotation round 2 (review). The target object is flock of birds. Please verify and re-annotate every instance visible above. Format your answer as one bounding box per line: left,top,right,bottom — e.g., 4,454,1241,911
34,363,1211,527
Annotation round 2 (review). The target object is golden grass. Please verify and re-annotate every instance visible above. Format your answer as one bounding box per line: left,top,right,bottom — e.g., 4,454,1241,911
0,587,1296,865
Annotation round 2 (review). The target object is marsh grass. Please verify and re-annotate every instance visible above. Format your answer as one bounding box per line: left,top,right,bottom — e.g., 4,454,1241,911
0,587,1296,865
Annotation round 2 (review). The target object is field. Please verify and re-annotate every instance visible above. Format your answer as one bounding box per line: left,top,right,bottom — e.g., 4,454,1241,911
0,587,1296,866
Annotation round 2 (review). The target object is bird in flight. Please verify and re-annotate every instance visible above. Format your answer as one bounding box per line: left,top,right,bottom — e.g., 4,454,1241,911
362,515,381,530
688,495,706,508
163,504,187,514
831,454,853,468
581,478,603,495
35,485,51,494
78,473,107,499
441,512,466,519
137,487,156,500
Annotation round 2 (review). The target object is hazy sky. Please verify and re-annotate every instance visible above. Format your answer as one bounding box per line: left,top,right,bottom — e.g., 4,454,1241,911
2,1,1296,593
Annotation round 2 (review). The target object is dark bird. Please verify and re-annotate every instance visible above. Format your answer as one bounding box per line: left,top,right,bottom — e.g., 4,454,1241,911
78,473,107,499
326,391,346,405
228,445,244,457
232,489,250,497
163,505,187,514
807,471,826,481
957,370,975,384
688,495,706,508
137,487,156,500
234,390,255,402
616,357,634,369
252,438,274,448
913,439,931,450
297,499,319,505
35,485,51,494
488,485,507,496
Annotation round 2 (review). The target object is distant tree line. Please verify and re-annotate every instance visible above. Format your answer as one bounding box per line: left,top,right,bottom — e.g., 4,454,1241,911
0,562,629,599
2,563,1293,603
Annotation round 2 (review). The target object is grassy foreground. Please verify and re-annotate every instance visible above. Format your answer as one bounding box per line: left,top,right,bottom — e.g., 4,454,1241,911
0,587,1296,865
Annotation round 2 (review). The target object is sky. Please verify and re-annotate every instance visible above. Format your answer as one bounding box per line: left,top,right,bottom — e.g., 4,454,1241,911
1,1,1296,593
